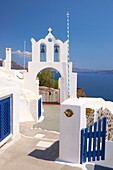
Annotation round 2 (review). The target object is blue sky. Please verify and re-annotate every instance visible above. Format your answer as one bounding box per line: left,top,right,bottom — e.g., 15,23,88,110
0,0,113,70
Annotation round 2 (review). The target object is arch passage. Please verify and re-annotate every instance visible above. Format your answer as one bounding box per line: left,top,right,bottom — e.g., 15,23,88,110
37,68,61,103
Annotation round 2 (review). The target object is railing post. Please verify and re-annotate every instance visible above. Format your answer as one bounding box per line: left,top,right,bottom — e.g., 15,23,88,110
88,125,92,162
80,129,84,164
84,128,88,162
101,117,106,160
97,119,101,160
92,121,97,161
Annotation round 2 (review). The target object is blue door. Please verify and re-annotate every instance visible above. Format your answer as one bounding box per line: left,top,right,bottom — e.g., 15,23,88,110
38,98,41,120
0,97,10,142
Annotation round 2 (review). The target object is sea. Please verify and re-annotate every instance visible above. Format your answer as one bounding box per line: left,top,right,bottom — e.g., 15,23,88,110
77,72,113,102
52,71,113,102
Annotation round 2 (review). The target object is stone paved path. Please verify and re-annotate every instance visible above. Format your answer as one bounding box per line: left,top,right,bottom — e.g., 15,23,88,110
0,120,82,170
33,104,60,132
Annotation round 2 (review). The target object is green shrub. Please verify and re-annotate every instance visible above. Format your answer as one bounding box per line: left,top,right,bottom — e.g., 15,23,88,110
37,69,58,89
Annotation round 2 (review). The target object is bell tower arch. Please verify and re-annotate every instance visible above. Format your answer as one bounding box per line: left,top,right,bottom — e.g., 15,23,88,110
24,28,77,103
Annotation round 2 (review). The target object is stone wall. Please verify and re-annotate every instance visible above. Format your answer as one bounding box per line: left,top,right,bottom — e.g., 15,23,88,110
39,87,86,103
39,86,60,103
77,88,86,98
86,107,113,141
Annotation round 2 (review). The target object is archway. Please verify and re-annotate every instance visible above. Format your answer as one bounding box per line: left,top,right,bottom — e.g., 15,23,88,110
36,67,61,104
24,28,77,105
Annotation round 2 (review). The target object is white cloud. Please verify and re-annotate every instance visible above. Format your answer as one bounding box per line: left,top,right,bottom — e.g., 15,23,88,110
12,50,32,57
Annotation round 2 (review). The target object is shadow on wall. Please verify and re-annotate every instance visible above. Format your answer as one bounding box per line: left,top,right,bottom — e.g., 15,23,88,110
28,140,59,161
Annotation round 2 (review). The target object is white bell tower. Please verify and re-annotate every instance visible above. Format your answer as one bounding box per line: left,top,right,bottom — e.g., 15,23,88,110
24,28,77,103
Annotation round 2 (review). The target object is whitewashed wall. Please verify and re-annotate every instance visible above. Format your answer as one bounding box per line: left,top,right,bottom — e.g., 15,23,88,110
59,98,86,163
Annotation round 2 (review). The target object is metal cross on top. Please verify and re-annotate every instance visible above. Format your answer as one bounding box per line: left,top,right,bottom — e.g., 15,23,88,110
48,27,52,33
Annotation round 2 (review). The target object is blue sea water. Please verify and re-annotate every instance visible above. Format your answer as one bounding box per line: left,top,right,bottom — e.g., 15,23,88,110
51,71,61,80
77,72,113,102
51,71,113,102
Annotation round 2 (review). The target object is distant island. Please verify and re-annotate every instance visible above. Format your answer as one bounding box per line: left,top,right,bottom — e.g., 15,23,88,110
73,68,113,74
0,60,27,70
0,59,113,74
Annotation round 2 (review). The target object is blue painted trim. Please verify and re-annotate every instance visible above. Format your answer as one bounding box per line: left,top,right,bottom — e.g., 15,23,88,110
84,127,88,162
92,121,97,161
38,98,41,120
101,117,106,160
97,119,101,160
0,97,10,142
88,125,92,161
80,129,84,164
80,117,106,164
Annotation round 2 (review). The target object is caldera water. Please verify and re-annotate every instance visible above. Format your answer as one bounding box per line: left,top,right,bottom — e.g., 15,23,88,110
77,72,113,102
52,71,113,102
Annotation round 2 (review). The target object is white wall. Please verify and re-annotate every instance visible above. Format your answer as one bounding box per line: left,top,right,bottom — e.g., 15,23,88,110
59,98,86,163
28,95,43,122
24,71,39,96
70,72,77,98
0,70,34,123
58,77,65,103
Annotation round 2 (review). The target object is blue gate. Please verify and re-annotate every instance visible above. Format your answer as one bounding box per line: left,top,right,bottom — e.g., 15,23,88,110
0,97,10,142
38,98,41,120
80,117,106,164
